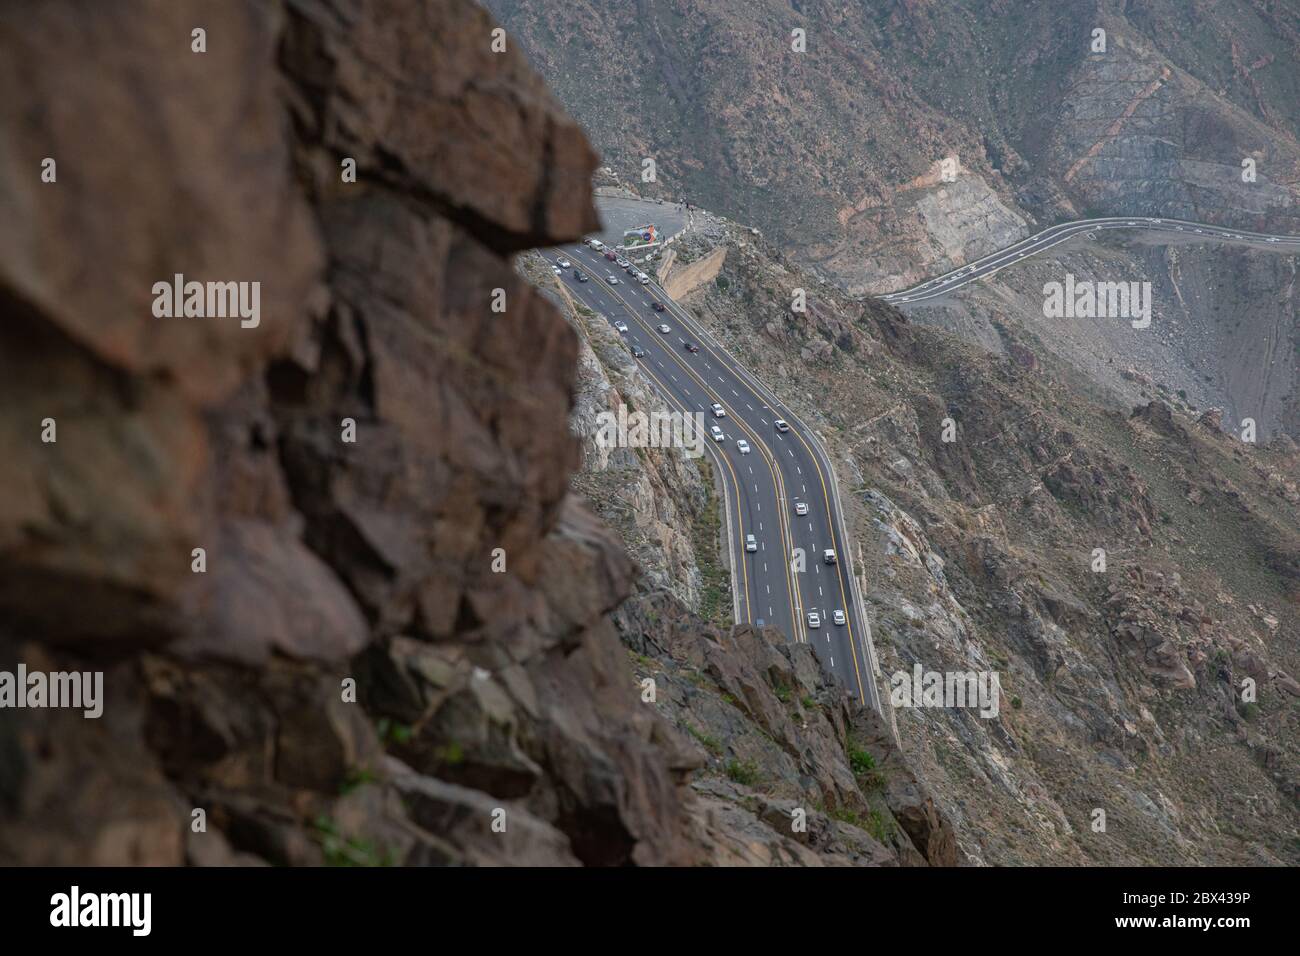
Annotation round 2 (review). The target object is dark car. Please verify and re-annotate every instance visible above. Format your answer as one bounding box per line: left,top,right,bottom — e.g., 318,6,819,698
631,345,646,358
684,342,700,353
604,251,617,260
573,269,588,282
651,302,666,312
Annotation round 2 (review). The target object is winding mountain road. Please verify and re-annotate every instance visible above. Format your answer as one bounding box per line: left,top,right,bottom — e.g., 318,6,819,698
880,216,1300,305
551,243,882,712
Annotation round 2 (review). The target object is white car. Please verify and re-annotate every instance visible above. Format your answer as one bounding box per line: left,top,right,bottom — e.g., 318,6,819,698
613,321,628,333
658,324,671,334
823,549,837,565
710,425,725,442
606,275,620,285
735,440,751,454
1267,237,1279,243
832,609,846,626
591,240,604,251
639,275,651,285
557,258,571,268
794,502,809,516
552,266,562,274
807,612,821,629
711,403,726,418
774,419,789,433
745,534,757,553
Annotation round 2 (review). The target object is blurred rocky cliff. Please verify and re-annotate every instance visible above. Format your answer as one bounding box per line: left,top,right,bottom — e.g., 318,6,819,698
0,0,952,867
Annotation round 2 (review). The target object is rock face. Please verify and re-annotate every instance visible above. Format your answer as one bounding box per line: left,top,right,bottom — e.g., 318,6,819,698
0,0,953,867
656,215,1300,865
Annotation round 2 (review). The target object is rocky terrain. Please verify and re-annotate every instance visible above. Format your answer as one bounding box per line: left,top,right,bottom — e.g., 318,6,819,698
638,217,1299,864
488,0,1300,442
0,0,953,867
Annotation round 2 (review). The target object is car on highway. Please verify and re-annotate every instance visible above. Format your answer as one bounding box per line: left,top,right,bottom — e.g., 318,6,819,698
711,403,726,418
832,609,846,626
651,302,666,312
684,342,699,353
616,258,629,267
657,324,671,334
631,345,646,358
710,425,725,442
807,612,821,629
625,264,636,274
574,269,588,282
591,240,604,251
1268,237,1279,243
823,549,837,564
606,275,619,284
794,501,808,516
613,321,628,333
745,534,757,553
736,440,751,454
557,257,570,268
639,275,651,285
604,251,617,261
552,266,562,274
774,419,790,432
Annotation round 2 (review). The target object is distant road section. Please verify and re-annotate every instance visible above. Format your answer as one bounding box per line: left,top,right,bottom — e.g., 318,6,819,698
880,216,1300,305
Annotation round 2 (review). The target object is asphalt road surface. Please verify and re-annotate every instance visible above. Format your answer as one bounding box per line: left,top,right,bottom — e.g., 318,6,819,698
548,243,881,710
880,216,1300,305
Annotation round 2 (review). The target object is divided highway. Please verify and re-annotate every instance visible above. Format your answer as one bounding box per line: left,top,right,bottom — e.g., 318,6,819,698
549,243,881,711
881,216,1300,305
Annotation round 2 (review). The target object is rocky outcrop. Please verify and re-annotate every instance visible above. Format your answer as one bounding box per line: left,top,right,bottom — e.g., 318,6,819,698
0,0,955,868
657,212,1300,865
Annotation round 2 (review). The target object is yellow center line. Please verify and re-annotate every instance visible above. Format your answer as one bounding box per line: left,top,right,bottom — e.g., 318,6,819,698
645,274,868,704
586,259,802,642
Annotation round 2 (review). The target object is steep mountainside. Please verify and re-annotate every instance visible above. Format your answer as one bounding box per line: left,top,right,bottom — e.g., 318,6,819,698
489,0,1300,442
0,0,952,868
633,218,1300,864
